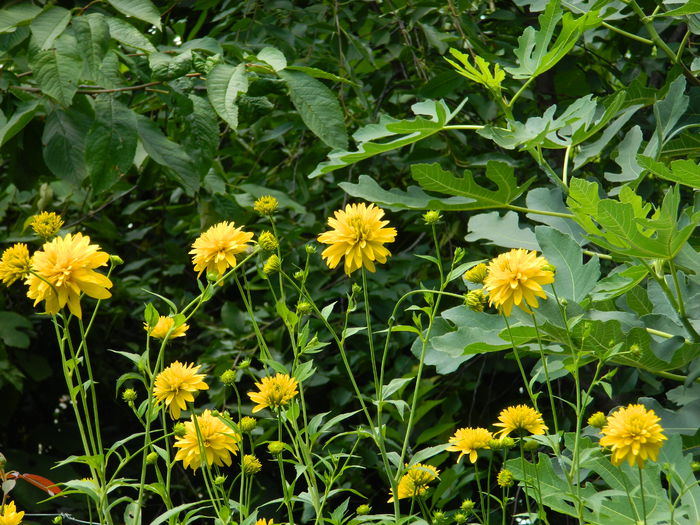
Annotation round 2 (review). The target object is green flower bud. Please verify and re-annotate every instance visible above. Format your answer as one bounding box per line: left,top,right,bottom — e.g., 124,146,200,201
220,369,236,386
146,452,158,465
239,416,257,433
110,255,124,266
267,441,285,455
296,301,312,315
356,504,371,515
497,469,514,488
460,499,475,512
122,388,137,404
213,475,226,485
173,422,187,437
422,210,441,225
242,454,262,475
587,411,607,429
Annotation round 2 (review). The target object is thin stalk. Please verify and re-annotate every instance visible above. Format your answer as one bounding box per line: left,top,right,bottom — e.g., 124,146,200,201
502,315,539,411
474,462,486,521
562,144,572,187
639,466,647,525
530,313,559,435
361,268,381,398
518,440,533,520
506,204,575,219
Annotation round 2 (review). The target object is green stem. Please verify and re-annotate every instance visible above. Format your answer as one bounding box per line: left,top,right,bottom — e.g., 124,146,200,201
562,144,572,187
361,268,381,400
601,20,653,44
530,313,559,435
639,466,648,525
502,315,538,411
519,440,533,520
508,76,536,109
506,204,575,219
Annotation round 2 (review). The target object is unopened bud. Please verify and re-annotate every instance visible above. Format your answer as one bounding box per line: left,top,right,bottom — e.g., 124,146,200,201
422,210,441,225
243,454,262,475
220,369,236,386
497,469,514,487
173,422,187,437
268,441,285,455
122,388,137,404
587,411,607,429
110,255,124,266
356,504,371,515
239,416,257,433
463,263,488,284
296,301,312,315
258,231,278,252
146,452,158,465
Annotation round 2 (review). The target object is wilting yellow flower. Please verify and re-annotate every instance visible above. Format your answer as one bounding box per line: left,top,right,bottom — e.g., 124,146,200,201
447,427,493,463
153,361,209,419
30,211,63,239
318,203,397,275
0,500,25,525
494,405,548,437
389,463,439,501
0,243,32,287
255,519,274,525
483,249,554,316
253,195,279,216
247,373,299,413
174,409,240,470
599,404,667,467
463,263,488,284
190,221,254,279
144,316,189,339
26,232,112,318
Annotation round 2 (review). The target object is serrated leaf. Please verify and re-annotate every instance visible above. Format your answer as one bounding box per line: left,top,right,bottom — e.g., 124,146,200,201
278,69,348,150
107,0,161,29
149,51,192,81
0,4,41,34
662,0,700,15
184,95,219,177
72,14,111,83
42,108,90,185
105,17,156,53
206,63,248,129
257,46,286,71
30,6,71,50
85,95,137,194
32,32,82,106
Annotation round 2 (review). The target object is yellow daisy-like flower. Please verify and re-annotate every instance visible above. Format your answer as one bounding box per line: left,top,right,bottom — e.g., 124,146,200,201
30,211,64,239
318,203,397,276
493,405,548,437
599,404,667,468
26,232,112,318
388,463,439,502
253,195,279,216
463,263,488,284
174,409,240,470
153,361,209,419
0,500,25,525
0,243,32,287
190,221,254,279
247,373,299,413
144,316,189,340
447,427,493,463
483,249,554,316
255,519,274,525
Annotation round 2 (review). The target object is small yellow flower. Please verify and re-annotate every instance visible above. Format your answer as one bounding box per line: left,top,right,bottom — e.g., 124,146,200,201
446,427,493,463
587,411,607,429
483,249,554,316
0,243,32,287
463,263,488,284
465,289,488,312
190,221,254,279
30,211,64,239
239,416,257,433
599,404,667,467
174,409,240,470
253,195,279,216
243,454,262,475
497,469,514,488
247,373,299,413
257,231,278,252
144,316,189,339
254,519,274,525
388,463,439,501
493,405,548,437
26,232,112,318
153,361,209,419
318,203,397,276
0,500,25,525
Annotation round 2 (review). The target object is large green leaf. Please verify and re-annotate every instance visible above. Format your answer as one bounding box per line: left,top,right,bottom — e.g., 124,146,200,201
644,76,688,158
72,14,111,84
206,63,248,130
29,6,71,50
105,17,156,54
149,51,192,81
466,211,539,250
638,156,700,189
42,108,91,186
85,95,137,194
183,95,219,177
107,0,161,30
32,32,82,106
0,4,41,34
257,47,287,72
278,70,348,150
0,99,41,147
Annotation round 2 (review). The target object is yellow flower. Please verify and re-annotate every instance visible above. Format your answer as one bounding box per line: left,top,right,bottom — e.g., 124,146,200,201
255,519,274,525
153,361,209,419
493,405,548,437
190,221,254,279
30,211,63,239
242,454,262,475
144,316,189,339
247,373,299,413
174,409,240,470
599,404,667,467
463,263,488,284
388,463,439,501
26,232,112,318
0,500,25,525
253,195,279,216
483,249,554,316
0,243,32,287
447,427,493,463
258,231,278,251
318,203,397,275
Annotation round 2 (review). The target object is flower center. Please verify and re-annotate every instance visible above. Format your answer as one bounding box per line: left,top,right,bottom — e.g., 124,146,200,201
350,217,370,246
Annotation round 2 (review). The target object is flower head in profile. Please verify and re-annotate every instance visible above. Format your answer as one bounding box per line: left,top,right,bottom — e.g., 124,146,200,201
389,463,439,501
483,249,554,316
318,203,397,275
599,404,667,467
0,243,32,287
463,263,488,284
494,405,548,437
0,500,25,525
144,316,189,340
174,409,240,470
190,221,254,280
153,361,209,419
30,211,64,239
247,373,299,413
26,232,112,318
447,427,493,463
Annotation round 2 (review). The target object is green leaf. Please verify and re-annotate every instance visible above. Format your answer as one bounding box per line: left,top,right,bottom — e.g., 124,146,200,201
604,126,642,183
310,99,458,178
257,46,286,71
662,0,700,16
285,65,356,85
644,76,688,157
135,115,200,193
105,17,156,54
0,311,32,348
638,156,700,189
0,99,40,147
411,161,535,210
206,63,248,129
32,32,82,106
42,108,91,186
149,51,192,81
85,95,138,194
107,0,161,30
589,265,649,302
72,14,111,84
0,4,42,34
29,6,71,50
466,211,539,250
535,226,600,302
278,69,348,150
183,95,219,177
